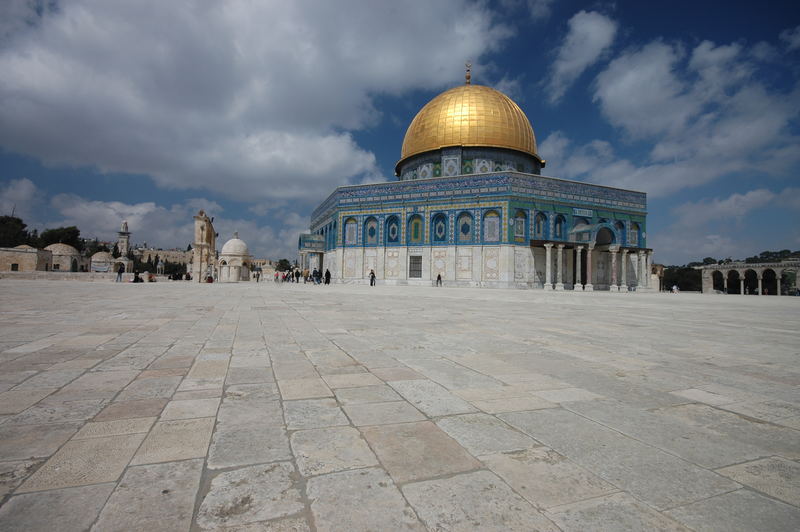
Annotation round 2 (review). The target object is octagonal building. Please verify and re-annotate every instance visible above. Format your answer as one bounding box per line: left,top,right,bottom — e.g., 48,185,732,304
299,75,652,290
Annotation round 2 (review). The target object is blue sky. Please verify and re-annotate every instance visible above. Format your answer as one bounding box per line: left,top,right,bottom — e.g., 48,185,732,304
0,0,798,264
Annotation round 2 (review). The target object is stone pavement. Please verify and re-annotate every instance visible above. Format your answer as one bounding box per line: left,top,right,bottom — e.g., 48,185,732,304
0,279,798,531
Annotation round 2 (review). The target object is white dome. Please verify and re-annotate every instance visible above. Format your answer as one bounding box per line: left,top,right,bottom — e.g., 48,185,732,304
45,243,80,255
221,238,248,256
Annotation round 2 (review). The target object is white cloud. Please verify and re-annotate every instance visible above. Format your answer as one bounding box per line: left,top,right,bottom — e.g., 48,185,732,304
526,0,555,20
546,10,617,103
543,39,800,198
671,189,776,228
780,25,800,51
0,177,41,220
0,0,513,204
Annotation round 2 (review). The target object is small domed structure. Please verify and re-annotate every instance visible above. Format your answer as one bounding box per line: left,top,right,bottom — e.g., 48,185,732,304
45,243,84,272
218,232,251,282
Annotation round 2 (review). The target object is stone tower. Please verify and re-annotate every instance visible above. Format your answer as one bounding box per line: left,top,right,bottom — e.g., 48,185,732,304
117,220,131,257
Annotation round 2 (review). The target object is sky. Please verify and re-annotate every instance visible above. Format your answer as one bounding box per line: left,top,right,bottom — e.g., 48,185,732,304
0,0,798,265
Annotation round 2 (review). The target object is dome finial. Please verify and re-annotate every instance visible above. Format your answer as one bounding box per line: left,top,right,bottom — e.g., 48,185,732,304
465,61,472,85
233,231,239,239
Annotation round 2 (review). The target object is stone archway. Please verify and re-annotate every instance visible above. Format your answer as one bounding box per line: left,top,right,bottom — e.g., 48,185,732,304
744,269,758,295
762,269,778,295
727,270,741,294
712,270,724,292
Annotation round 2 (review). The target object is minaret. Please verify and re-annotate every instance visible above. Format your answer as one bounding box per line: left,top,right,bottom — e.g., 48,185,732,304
117,220,131,257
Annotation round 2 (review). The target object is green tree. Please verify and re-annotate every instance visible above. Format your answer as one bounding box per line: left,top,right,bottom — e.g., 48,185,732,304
276,258,292,271
663,266,702,292
39,226,83,250
112,243,120,258
0,216,32,247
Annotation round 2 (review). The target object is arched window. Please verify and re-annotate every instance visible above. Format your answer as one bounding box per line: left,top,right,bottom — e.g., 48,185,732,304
534,212,547,239
554,215,566,239
629,222,640,247
385,216,400,244
431,213,448,244
483,210,500,242
514,210,527,243
457,212,473,243
364,217,378,246
614,221,626,246
344,218,357,246
407,215,423,245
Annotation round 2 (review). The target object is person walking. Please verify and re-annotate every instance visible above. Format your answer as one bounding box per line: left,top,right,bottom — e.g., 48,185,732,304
116,263,125,282
369,269,376,287
436,273,442,287
324,269,331,285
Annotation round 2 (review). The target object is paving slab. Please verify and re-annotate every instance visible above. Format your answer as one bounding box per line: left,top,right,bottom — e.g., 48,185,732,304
277,378,333,400
73,416,156,439
130,416,215,465
291,426,378,476
159,397,220,420
389,379,478,417
0,422,80,460
402,470,559,531
500,408,741,510
18,432,145,492
481,447,618,509
343,400,426,426
283,398,349,430
307,467,424,531
94,398,167,421
716,456,800,506
208,425,291,469
361,421,481,483
0,459,41,497
0,388,56,414
665,489,800,531
196,462,304,530
0,483,114,532
333,384,402,404
436,413,538,455
370,366,424,381
547,492,690,531
93,459,203,531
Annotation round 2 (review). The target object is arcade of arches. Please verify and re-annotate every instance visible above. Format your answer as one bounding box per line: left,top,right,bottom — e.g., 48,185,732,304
699,261,799,296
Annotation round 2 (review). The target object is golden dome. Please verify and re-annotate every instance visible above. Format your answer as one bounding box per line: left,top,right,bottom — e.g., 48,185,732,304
397,84,539,171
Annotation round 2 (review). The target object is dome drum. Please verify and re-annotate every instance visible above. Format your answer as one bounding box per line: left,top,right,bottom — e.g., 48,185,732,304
397,146,543,181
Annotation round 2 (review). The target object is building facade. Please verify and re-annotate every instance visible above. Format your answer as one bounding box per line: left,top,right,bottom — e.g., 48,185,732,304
300,75,652,290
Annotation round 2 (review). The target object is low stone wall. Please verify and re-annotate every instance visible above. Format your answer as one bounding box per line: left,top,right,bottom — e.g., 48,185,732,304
0,272,170,282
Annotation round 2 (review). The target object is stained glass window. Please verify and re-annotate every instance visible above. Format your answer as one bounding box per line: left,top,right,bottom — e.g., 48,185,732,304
457,213,472,243
344,219,357,245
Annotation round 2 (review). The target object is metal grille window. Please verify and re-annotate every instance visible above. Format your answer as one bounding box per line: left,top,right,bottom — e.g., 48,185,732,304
409,255,422,278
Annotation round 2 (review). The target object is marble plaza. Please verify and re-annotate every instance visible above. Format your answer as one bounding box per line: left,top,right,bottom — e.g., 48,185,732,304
0,280,798,531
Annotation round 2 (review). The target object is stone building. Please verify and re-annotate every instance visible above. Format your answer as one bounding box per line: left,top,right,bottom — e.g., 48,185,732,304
44,243,88,272
218,233,252,282
299,71,652,289
0,245,51,272
190,210,217,282
699,261,799,295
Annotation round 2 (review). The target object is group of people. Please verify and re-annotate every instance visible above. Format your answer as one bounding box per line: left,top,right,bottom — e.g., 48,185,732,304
274,267,331,285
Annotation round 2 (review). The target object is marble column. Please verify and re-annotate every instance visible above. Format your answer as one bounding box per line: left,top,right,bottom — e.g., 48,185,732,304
620,249,628,291
740,278,745,296
776,274,781,296
575,246,583,290
609,248,619,292
585,245,594,291
757,276,762,295
645,251,652,288
543,244,553,290
723,277,728,294
637,251,645,289
555,245,565,290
